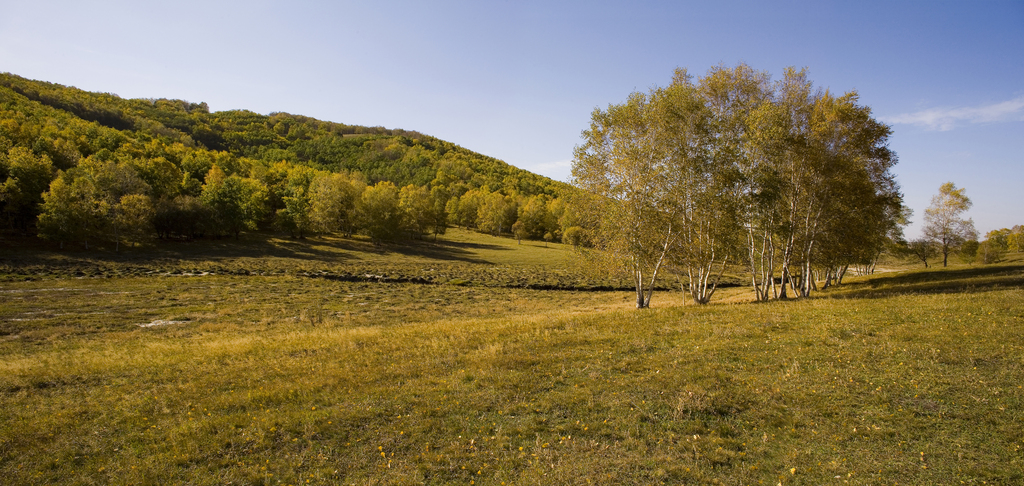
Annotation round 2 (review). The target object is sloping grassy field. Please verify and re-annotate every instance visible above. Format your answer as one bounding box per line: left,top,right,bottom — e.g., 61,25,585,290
1,233,1022,484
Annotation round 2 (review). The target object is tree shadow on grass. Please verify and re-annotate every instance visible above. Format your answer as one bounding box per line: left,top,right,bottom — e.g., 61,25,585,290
824,265,1024,299
132,232,505,266
373,238,505,264
0,231,520,273
122,234,364,262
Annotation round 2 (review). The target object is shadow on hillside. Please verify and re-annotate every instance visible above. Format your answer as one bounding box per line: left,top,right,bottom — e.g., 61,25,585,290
825,265,1024,299
0,232,506,268
113,235,360,262
375,238,504,264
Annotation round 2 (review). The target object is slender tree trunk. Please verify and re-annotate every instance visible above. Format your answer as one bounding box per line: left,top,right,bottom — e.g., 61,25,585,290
676,272,688,306
745,225,762,300
746,222,774,301
634,266,646,309
779,235,794,299
689,256,729,305
635,224,673,309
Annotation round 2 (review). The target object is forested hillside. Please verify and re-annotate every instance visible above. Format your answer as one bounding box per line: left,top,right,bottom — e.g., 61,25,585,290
0,73,571,247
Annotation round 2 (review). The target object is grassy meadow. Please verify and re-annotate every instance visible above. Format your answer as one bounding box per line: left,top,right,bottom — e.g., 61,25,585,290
1,231,1022,485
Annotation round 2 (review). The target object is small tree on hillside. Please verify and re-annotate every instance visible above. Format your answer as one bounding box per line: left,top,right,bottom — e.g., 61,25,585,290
511,220,526,244
922,182,976,267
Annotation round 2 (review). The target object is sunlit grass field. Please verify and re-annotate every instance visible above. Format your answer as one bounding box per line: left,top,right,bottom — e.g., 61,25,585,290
1,231,1022,484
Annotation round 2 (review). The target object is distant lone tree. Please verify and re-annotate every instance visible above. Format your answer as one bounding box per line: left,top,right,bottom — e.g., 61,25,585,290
922,182,976,267
511,220,526,244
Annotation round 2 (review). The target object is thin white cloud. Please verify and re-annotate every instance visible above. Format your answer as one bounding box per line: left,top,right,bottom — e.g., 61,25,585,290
883,95,1024,131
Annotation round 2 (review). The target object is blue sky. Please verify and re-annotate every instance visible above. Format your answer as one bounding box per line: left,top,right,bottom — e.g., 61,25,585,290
1,0,1021,237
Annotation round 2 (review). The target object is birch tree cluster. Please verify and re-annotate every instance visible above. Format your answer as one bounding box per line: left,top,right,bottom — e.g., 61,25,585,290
571,64,906,308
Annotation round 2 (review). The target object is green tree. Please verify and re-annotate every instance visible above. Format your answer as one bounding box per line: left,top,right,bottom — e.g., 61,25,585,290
447,189,484,229
977,239,1004,264
1,147,55,229
112,194,154,250
562,226,587,248
661,68,744,304
255,161,292,222
570,64,901,304
961,239,980,265
1007,225,1024,253
519,194,554,240
276,165,318,238
511,220,527,244
180,151,214,182
153,195,212,239
477,191,517,236
308,172,363,236
571,90,674,309
922,182,976,267
398,184,433,238
428,185,450,239
807,91,901,288
741,67,900,298
357,181,402,244
984,228,1011,251
444,195,463,228
80,157,152,249
37,170,107,249
201,167,268,239
127,157,181,200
